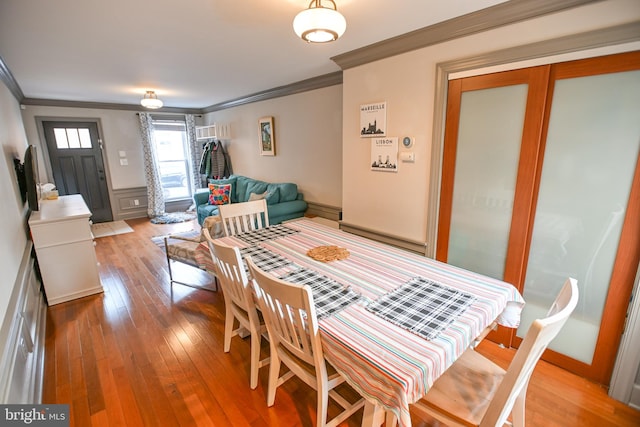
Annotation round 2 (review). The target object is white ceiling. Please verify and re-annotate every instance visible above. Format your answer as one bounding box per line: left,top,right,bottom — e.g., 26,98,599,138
0,0,507,109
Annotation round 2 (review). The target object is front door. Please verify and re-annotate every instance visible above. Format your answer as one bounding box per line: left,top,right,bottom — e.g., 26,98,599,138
42,120,113,223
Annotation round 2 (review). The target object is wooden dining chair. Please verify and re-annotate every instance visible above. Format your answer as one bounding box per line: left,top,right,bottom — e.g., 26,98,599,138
246,257,365,427
203,228,269,389
411,277,579,427
218,199,269,236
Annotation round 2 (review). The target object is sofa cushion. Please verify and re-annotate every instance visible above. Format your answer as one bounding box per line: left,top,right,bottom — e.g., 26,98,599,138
276,182,299,202
208,183,232,205
234,175,252,203
208,176,237,202
248,189,278,205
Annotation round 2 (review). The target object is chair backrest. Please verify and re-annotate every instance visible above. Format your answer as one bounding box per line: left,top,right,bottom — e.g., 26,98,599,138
482,277,579,427
202,228,255,315
218,199,269,236
246,256,325,370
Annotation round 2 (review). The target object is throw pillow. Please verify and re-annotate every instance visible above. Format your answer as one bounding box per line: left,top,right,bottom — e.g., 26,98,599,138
208,183,232,205
248,191,268,201
208,176,237,202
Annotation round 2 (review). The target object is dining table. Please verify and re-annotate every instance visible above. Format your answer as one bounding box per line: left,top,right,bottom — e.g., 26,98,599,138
200,218,525,427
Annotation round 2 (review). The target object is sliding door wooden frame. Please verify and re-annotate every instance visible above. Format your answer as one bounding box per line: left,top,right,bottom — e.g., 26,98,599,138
436,67,551,346
510,51,640,385
438,51,640,384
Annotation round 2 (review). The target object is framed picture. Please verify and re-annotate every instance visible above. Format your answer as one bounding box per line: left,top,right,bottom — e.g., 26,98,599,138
259,116,275,156
360,102,386,137
371,137,398,172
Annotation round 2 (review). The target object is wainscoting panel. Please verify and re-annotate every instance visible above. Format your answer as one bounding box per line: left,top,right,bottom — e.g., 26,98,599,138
0,243,47,403
113,187,148,220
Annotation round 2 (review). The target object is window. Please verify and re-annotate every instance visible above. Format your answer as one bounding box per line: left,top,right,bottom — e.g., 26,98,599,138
151,119,192,201
53,127,92,148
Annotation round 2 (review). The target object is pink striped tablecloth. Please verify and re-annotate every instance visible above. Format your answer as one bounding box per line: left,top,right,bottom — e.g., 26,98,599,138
214,219,525,427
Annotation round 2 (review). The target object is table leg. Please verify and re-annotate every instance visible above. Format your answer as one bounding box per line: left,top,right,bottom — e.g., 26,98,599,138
361,401,386,427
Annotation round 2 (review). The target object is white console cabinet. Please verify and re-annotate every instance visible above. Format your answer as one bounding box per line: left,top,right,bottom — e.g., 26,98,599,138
29,194,103,305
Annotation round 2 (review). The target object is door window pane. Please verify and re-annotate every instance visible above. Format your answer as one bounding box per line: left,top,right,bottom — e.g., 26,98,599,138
519,70,640,364
79,128,92,148
54,128,68,148
67,128,80,148
53,127,93,149
447,84,528,279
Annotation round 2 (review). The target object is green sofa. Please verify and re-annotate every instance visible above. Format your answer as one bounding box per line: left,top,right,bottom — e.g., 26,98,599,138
194,175,307,226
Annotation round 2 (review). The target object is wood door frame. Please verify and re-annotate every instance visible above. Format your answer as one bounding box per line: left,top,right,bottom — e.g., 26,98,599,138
508,52,640,385
434,51,640,384
436,66,551,347
35,116,114,219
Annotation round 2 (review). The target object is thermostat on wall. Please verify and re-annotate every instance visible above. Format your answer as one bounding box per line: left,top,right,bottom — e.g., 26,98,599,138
402,136,414,148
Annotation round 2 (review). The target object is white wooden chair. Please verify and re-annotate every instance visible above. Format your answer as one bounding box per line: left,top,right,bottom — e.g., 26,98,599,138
246,256,365,427
412,278,579,427
203,228,269,389
218,199,269,236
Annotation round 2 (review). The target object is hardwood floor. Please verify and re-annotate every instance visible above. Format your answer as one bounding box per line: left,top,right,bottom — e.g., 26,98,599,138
42,217,640,426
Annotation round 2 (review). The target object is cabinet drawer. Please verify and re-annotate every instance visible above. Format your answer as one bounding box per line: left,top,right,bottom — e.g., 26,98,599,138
30,218,92,249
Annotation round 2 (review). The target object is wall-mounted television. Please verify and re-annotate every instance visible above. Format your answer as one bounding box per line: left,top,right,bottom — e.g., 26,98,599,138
23,144,40,211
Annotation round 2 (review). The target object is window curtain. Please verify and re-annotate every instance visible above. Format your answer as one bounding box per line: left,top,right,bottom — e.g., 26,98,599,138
138,112,165,217
185,114,203,191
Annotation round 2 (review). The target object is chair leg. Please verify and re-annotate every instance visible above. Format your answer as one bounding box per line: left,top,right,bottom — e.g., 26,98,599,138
223,308,234,353
164,237,174,288
250,328,261,389
317,381,329,427
512,387,527,427
267,344,281,406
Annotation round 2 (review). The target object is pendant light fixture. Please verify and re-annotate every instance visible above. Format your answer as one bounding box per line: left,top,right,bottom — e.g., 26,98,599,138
293,0,346,43
140,90,163,109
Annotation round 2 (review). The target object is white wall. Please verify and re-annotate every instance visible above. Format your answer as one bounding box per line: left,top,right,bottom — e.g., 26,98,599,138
341,0,640,242
204,85,343,207
0,81,29,329
20,106,146,191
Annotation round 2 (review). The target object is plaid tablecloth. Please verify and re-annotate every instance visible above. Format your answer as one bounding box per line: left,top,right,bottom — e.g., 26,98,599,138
214,219,525,427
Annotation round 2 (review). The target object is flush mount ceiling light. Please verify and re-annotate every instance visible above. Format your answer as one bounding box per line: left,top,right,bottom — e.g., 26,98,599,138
140,90,163,109
293,0,346,43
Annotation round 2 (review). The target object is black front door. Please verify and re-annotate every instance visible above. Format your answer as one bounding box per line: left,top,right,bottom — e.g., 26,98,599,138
42,120,113,223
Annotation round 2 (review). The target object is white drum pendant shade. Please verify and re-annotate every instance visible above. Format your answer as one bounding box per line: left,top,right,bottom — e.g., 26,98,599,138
293,3,346,43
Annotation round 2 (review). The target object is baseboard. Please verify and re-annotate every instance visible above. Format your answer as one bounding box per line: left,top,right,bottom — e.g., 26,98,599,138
339,222,428,256
305,202,342,222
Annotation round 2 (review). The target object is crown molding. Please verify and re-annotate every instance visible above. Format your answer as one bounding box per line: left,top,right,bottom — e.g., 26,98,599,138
202,71,342,112
331,0,604,70
20,98,202,114
0,54,25,102
16,71,342,114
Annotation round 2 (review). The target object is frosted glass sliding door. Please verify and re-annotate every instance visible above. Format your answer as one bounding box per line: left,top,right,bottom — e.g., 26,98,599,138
518,69,640,365
447,84,527,279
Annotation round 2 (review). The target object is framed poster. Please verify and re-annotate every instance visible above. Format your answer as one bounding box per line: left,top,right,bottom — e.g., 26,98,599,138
360,102,386,137
259,116,275,156
371,137,398,172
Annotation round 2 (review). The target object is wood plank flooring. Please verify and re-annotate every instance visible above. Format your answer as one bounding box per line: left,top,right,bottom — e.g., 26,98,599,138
42,217,640,426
